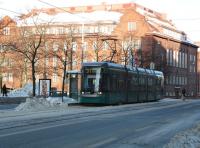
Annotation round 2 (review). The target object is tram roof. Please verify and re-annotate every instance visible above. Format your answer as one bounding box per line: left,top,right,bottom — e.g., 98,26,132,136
82,61,125,68
154,70,164,77
66,70,81,74
82,62,163,76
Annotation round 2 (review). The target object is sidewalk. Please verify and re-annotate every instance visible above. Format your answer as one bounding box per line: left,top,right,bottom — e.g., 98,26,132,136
0,97,26,104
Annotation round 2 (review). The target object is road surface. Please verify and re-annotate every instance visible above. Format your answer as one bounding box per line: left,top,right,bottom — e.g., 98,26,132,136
0,99,200,148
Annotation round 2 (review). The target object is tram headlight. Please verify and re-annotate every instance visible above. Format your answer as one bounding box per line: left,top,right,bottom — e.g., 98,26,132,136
98,92,102,95
81,92,85,94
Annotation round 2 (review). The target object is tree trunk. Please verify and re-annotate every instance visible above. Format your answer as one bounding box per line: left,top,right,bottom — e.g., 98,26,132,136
32,62,36,97
96,52,99,62
61,61,67,102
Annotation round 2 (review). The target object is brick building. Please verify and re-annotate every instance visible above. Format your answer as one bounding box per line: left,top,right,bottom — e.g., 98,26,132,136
0,2,198,97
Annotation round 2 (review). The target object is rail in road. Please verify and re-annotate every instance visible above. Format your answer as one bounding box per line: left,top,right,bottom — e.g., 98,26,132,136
0,99,189,130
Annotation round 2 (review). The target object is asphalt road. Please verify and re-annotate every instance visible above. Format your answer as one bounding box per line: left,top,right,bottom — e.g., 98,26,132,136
0,100,200,148
0,104,18,110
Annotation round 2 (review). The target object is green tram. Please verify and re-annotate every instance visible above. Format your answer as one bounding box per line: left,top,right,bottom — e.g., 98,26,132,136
79,62,164,105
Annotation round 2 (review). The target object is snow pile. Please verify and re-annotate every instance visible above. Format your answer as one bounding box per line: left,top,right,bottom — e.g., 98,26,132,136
8,83,39,97
164,124,200,148
15,97,77,111
159,98,182,102
46,96,77,104
18,11,123,26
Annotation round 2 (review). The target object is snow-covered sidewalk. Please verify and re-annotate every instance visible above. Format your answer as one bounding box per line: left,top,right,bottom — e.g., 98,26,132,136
15,96,77,111
164,123,200,148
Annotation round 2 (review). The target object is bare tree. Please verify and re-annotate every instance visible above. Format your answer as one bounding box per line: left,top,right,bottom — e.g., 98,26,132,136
118,33,143,68
0,16,17,91
86,33,105,62
0,46,6,91
11,19,47,97
48,25,78,101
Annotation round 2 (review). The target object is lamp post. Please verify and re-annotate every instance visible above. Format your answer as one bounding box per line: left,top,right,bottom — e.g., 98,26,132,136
81,16,85,64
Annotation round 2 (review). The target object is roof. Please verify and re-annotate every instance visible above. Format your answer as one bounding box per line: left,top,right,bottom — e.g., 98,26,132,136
16,2,193,43
17,11,123,26
135,5,193,43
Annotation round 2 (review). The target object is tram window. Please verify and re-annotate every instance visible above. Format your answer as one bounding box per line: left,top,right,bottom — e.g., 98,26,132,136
118,80,125,90
139,77,145,85
111,77,117,91
83,67,101,93
157,79,161,85
148,78,153,86
132,76,138,85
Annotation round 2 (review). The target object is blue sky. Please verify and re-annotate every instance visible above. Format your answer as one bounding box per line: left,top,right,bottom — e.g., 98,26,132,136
0,0,200,41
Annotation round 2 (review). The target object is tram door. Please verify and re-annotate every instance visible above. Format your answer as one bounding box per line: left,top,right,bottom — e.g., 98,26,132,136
67,72,80,101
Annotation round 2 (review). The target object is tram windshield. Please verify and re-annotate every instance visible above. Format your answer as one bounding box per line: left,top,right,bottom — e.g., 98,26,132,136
82,67,101,94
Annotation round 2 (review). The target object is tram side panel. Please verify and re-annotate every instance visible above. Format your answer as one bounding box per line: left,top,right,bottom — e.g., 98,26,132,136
127,72,139,103
107,68,127,104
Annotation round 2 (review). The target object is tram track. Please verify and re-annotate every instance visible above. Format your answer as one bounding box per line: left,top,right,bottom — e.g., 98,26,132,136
0,100,193,132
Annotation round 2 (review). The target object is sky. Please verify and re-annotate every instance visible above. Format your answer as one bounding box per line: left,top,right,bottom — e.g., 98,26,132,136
0,0,200,41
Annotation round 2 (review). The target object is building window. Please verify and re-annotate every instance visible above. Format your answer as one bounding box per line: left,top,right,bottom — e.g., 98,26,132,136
185,53,187,68
45,58,49,66
64,43,67,51
134,39,141,49
89,26,94,33
2,73,7,81
128,22,136,31
173,51,176,67
53,43,59,51
52,73,57,83
3,27,10,35
169,50,173,66
165,76,168,85
103,41,108,50
183,53,185,68
178,51,181,68
45,42,49,51
53,56,57,67
0,45,6,52
93,41,97,50
9,73,13,82
181,52,184,68
94,26,99,33
58,27,65,34
166,49,169,65
72,61,77,67
174,51,178,67
8,59,12,68
72,42,77,51
83,42,88,50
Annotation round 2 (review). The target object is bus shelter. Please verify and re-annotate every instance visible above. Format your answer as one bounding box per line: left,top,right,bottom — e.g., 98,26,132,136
66,70,81,101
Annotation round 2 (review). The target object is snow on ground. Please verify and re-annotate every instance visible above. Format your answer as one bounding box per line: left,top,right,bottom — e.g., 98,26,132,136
15,97,77,111
159,98,182,102
163,123,200,148
46,96,77,104
8,83,39,97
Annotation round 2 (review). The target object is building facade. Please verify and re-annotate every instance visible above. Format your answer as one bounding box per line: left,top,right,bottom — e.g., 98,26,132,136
0,2,198,97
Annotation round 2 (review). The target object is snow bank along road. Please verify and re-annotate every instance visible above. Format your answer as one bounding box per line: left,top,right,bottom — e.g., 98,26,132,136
0,99,200,148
